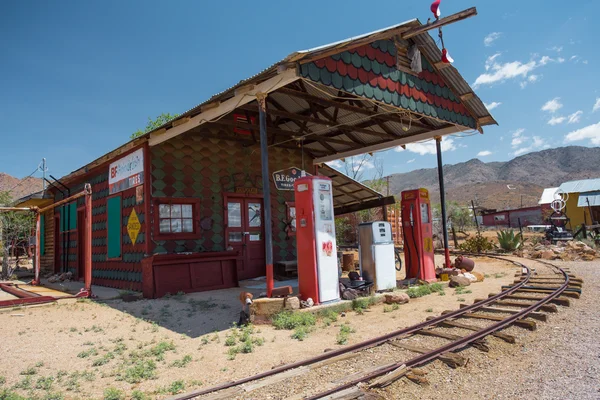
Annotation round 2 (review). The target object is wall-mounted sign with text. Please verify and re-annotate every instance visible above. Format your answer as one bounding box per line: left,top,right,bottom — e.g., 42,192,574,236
109,148,144,194
272,167,310,191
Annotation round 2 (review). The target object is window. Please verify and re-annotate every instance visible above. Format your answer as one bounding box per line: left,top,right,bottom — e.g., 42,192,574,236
159,204,194,233
59,202,77,232
107,196,122,259
153,198,200,240
286,202,296,236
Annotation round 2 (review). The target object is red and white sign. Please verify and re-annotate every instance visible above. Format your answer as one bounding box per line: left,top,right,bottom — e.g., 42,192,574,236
109,148,144,194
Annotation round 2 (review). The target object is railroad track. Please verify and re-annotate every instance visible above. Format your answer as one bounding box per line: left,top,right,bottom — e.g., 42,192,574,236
169,256,579,400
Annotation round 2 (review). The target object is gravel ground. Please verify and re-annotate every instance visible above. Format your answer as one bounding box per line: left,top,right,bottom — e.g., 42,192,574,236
374,259,600,400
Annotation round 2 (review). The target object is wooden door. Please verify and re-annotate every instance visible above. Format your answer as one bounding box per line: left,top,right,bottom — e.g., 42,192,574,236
225,197,265,280
77,209,85,280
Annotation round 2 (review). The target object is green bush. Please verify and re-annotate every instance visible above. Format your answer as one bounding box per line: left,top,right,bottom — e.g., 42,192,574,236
336,324,355,345
406,285,431,298
458,233,494,253
429,283,444,293
271,311,316,330
497,230,523,251
291,326,311,341
351,296,377,312
103,387,124,400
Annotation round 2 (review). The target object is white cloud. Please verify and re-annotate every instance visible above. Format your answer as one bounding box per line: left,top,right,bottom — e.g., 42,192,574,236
484,32,502,46
397,138,457,156
593,98,600,112
514,135,548,156
583,60,589,64
406,159,415,164
484,101,502,110
477,150,492,156
539,56,552,65
485,53,502,71
567,111,583,124
541,98,563,113
564,122,600,145
528,75,539,82
550,46,563,52
474,59,536,88
511,128,526,147
570,55,579,62
474,52,568,88
326,160,343,169
548,116,566,125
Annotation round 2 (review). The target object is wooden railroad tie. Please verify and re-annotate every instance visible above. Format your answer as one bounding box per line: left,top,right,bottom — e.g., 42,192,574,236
514,279,582,288
506,287,580,299
491,293,571,307
442,310,537,331
474,298,558,313
458,304,548,322
425,317,516,343
417,329,490,352
388,341,466,368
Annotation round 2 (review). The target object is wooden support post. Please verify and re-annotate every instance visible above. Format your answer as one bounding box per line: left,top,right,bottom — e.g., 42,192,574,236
257,93,274,298
33,212,41,285
84,184,92,296
435,136,451,269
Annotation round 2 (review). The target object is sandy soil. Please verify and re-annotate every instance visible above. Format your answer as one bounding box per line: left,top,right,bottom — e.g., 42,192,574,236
0,256,517,399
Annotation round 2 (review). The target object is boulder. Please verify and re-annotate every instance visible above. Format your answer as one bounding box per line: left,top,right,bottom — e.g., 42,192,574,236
470,271,485,282
449,275,471,288
384,293,410,304
540,250,556,260
284,296,300,310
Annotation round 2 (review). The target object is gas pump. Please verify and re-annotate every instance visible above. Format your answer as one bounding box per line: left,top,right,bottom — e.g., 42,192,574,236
294,176,340,304
401,188,436,282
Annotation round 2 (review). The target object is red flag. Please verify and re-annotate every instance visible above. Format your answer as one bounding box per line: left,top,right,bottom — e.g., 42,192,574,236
442,48,454,64
431,0,441,19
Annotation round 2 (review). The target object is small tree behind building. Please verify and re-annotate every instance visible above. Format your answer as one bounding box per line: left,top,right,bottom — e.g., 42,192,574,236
0,191,35,280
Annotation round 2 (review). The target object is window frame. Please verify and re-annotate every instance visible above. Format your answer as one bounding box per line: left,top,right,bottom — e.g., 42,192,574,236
286,201,297,237
153,197,201,241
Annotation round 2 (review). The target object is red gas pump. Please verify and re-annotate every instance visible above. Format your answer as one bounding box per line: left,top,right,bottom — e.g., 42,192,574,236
294,176,340,305
401,188,436,282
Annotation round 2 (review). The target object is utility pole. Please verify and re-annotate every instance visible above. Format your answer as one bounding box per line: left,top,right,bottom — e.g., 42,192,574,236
40,158,47,191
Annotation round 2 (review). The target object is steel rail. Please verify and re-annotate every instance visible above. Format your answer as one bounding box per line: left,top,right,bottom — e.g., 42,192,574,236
170,256,532,400
305,259,569,400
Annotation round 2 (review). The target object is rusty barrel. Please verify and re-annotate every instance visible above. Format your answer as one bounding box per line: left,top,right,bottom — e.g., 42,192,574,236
454,255,475,272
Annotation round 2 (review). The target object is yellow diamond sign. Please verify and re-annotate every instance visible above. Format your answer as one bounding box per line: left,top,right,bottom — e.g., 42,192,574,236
127,209,141,245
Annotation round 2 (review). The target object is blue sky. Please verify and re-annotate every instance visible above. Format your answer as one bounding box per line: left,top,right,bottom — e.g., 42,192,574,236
1,0,599,182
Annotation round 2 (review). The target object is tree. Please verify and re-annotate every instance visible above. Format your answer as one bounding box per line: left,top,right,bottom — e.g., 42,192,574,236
130,112,180,139
0,191,35,279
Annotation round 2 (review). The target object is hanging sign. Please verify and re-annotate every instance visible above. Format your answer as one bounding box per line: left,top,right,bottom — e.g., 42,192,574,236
109,148,144,194
127,209,141,245
272,167,310,191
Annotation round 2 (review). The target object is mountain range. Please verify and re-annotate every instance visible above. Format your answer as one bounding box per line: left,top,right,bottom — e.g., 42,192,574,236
385,146,600,210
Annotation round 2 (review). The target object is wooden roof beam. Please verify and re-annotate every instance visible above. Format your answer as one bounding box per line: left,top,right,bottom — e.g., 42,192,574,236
401,7,478,39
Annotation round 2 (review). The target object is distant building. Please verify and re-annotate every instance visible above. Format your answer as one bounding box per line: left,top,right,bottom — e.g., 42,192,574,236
556,178,600,228
481,205,542,228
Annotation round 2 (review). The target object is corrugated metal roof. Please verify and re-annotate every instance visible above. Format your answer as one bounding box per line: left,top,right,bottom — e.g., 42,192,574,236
149,18,495,136
539,187,559,204
318,164,386,210
558,178,600,194
578,191,600,207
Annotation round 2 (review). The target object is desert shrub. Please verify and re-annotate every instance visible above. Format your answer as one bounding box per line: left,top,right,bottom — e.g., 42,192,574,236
458,233,494,253
351,296,377,312
103,387,124,400
497,230,522,251
271,311,315,330
336,324,355,345
406,285,431,298
429,283,444,293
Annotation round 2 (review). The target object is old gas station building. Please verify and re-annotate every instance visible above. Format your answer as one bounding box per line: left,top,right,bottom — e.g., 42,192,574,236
39,19,495,298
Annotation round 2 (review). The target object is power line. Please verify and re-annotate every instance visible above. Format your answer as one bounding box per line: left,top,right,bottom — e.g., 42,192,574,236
4,161,44,195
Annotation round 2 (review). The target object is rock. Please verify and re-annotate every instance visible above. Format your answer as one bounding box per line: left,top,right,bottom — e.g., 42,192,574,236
449,275,471,288
540,250,556,260
284,296,300,310
47,276,58,283
384,293,410,304
471,271,485,282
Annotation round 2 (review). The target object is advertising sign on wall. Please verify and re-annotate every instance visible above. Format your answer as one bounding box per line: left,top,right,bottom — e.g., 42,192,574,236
272,167,309,191
109,148,144,194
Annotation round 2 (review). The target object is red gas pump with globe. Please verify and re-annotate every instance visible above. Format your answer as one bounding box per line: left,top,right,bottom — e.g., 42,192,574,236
401,188,436,282
294,176,340,305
